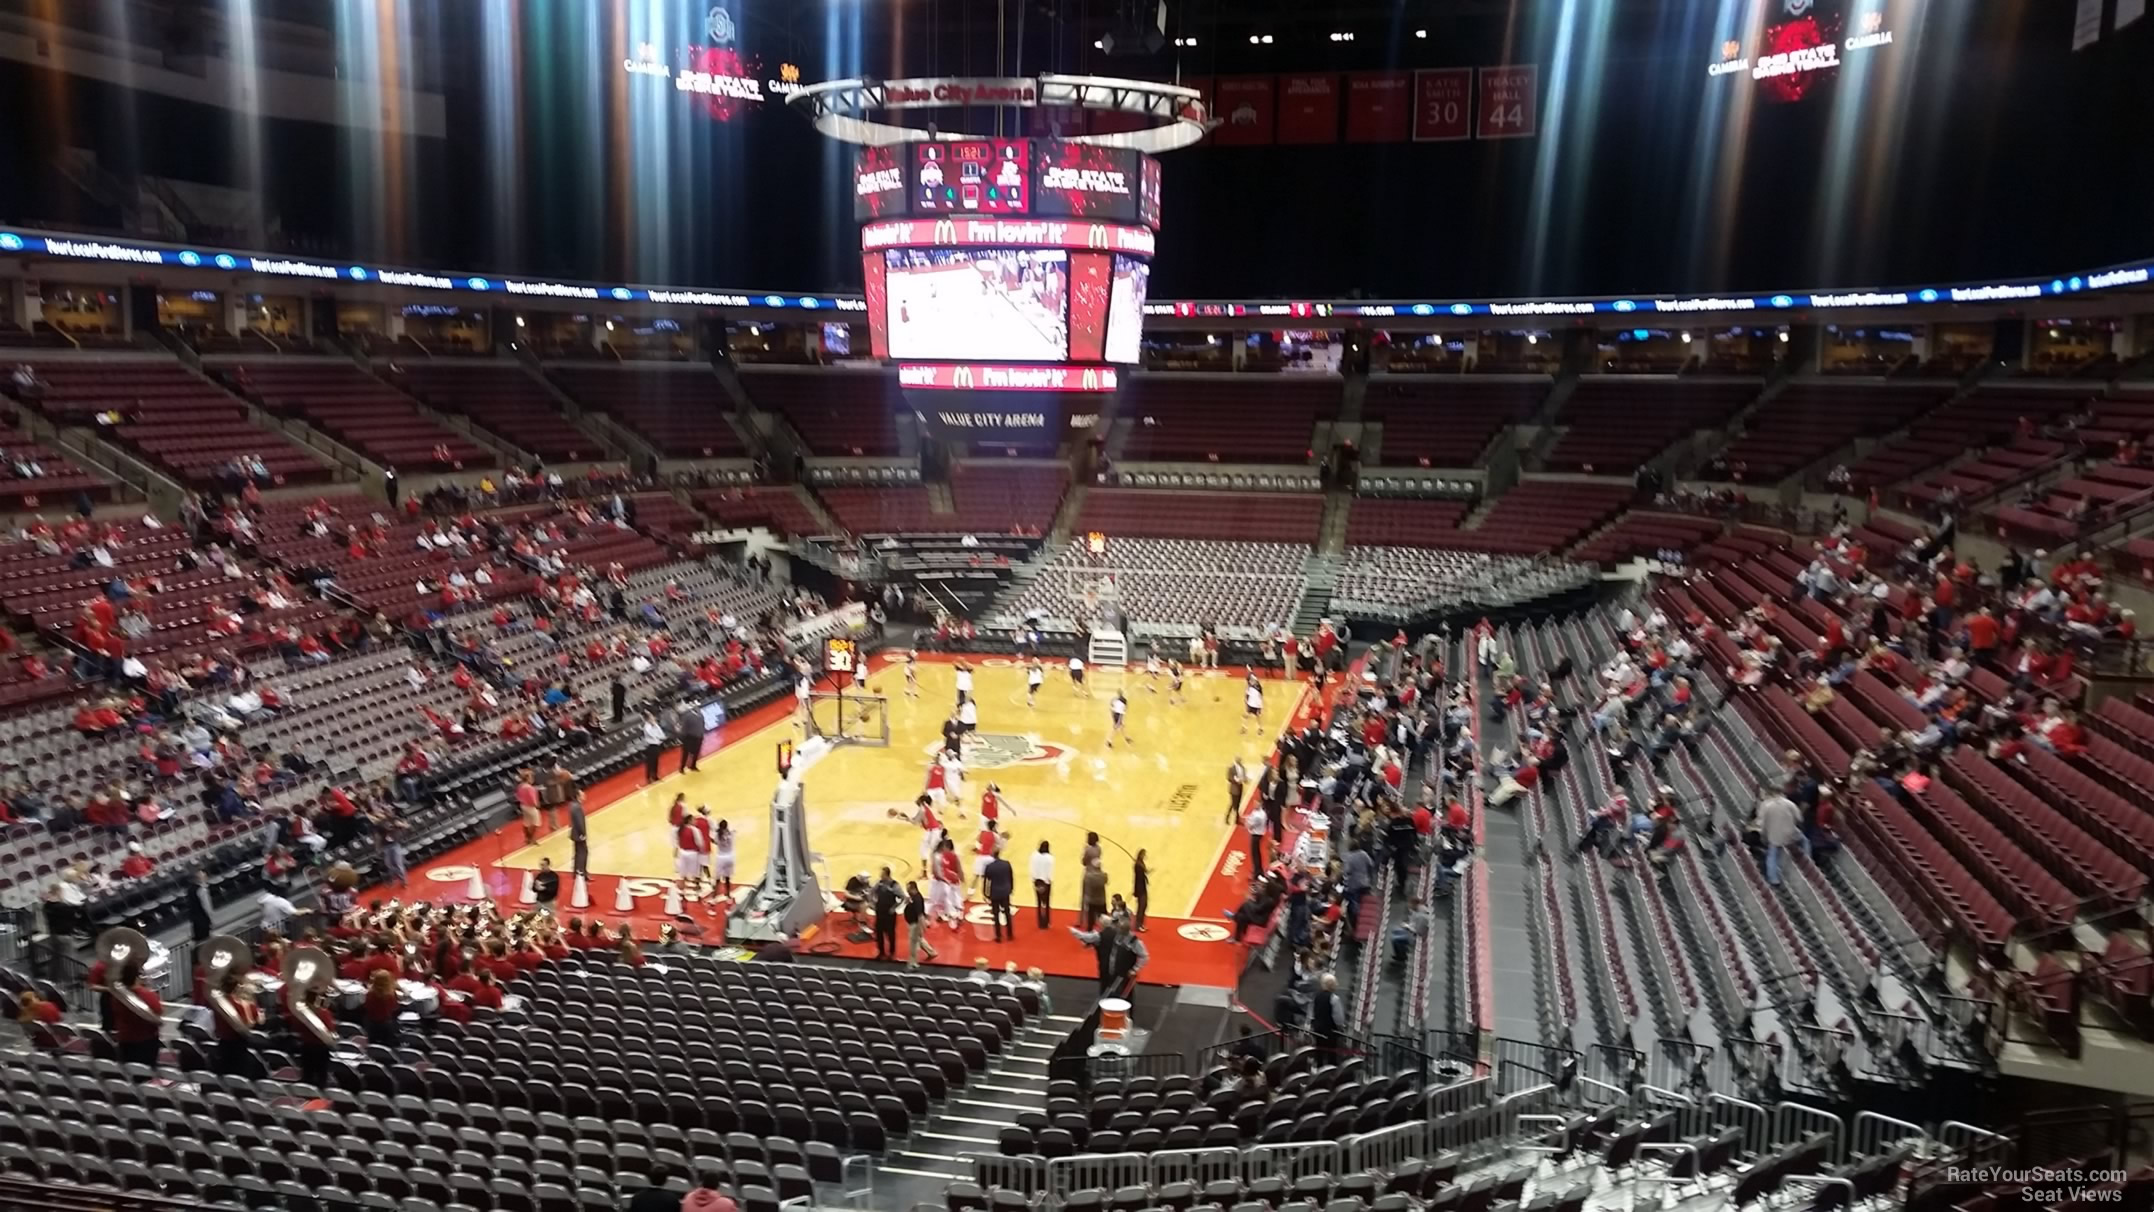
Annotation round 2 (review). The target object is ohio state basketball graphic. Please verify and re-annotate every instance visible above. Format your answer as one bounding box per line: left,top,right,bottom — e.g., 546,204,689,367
921,733,1071,768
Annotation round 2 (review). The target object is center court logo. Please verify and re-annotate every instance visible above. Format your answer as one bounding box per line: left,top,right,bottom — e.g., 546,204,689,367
921,733,1071,769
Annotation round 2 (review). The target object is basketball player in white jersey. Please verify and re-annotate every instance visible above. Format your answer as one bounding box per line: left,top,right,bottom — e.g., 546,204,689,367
957,695,979,743
1068,654,1089,698
1240,675,1264,735
1168,660,1186,706
1026,657,1045,707
903,650,920,698
954,660,974,706
1108,689,1131,749
1144,649,1161,693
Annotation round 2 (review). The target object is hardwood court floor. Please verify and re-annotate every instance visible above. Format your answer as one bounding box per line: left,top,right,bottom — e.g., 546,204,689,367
493,659,1303,919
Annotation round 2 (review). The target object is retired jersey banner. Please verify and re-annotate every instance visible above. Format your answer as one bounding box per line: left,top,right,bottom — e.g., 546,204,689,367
1475,65,1539,140
1276,74,1340,144
1412,68,1472,141
1345,71,1412,142
1209,76,1276,145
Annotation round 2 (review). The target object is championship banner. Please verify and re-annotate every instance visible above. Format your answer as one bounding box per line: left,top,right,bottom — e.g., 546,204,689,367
1412,69,1472,141
1276,74,1340,144
1475,65,1538,140
1209,76,1276,145
1345,71,1412,143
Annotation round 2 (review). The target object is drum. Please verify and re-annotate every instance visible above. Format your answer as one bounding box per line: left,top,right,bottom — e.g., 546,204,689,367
1098,997,1131,1042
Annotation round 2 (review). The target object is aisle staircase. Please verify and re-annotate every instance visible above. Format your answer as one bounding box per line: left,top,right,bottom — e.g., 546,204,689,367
1292,554,1339,631
880,1009,1088,1197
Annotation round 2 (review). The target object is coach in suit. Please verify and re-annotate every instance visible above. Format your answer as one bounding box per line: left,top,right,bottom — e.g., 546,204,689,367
568,796,590,878
984,850,1015,941
677,704,707,773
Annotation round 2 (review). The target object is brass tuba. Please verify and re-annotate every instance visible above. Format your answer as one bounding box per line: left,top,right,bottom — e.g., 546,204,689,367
94,927,162,1024
198,933,255,1037
281,945,338,1047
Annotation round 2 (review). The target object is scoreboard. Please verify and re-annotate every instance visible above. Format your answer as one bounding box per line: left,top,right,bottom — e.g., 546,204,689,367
915,141,1031,214
865,137,1160,396
861,138,1162,229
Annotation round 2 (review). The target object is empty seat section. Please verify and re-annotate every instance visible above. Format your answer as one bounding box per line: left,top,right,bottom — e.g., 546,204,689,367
1545,379,1757,473
1076,489,1321,543
1850,386,2088,507
739,370,900,455
690,485,828,535
551,365,749,458
215,361,495,470
1368,379,1543,467
1708,383,1950,482
0,419,114,510
19,358,333,488
392,362,603,462
1118,376,1339,463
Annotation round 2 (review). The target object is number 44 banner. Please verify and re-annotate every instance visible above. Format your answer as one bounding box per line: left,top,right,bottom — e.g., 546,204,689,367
1476,65,1538,140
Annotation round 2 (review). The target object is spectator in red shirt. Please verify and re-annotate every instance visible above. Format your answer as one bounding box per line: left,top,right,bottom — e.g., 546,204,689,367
1963,608,2000,660
109,960,164,1068
15,990,61,1047
363,969,402,1046
117,842,155,881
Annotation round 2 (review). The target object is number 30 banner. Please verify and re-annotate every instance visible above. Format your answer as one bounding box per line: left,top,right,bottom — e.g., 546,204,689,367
1411,68,1472,142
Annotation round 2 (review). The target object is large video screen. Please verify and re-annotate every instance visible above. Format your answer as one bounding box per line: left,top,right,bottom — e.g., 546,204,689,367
914,141,1031,213
1105,254,1151,365
860,252,890,358
1067,252,1111,363
885,248,1069,362
1033,141,1141,225
854,145,907,222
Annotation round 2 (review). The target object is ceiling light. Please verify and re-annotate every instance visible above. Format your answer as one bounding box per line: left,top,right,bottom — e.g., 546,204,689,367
1778,330,1790,343
1415,29,1428,39
1526,334,1538,345
1260,34,1274,44
1173,36,1196,47
1249,34,1260,44
1331,31,1354,41
1093,39,1103,49
514,316,525,327
1680,332,1692,343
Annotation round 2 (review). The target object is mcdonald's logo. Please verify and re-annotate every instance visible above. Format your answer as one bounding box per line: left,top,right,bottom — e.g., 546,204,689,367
1081,368,1098,390
933,219,958,244
1087,225,1109,249
952,365,974,388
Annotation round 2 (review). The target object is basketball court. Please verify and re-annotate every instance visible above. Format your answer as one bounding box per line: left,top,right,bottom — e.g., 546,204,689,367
486,656,1303,921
